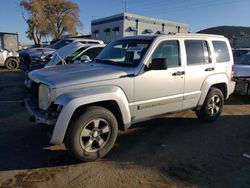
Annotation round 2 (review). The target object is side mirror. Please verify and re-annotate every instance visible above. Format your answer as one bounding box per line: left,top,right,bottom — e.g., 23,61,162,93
147,58,168,70
80,55,91,62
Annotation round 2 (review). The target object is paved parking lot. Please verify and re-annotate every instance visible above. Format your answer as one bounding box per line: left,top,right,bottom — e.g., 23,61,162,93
0,68,250,188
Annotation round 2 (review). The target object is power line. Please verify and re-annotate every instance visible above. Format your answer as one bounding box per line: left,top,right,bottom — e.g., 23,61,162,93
129,0,243,14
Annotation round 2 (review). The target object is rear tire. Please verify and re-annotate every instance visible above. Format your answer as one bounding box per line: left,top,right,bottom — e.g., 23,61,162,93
5,58,19,70
196,87,224,122
65,106,118,162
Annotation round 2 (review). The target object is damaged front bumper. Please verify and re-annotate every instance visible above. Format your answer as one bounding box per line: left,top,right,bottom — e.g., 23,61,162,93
24,98,58,125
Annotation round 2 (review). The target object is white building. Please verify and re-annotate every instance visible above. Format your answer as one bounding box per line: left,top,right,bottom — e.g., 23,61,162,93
91,12,189,43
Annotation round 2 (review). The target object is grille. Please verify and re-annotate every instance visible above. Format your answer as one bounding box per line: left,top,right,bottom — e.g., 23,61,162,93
19,53,31,64
30,81,39,101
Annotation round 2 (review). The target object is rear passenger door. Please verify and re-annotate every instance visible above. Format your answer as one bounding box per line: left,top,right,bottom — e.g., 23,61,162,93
183,39,214,109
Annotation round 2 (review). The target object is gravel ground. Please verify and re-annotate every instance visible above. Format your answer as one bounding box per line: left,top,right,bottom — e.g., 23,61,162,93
0,68,250,188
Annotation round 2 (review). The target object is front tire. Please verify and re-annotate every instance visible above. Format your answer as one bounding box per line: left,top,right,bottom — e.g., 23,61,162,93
65,106,118,162
5,58,19,70
196,87,224,122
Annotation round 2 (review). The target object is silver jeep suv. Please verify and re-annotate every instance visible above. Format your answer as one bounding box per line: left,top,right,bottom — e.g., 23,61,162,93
25,34,235,161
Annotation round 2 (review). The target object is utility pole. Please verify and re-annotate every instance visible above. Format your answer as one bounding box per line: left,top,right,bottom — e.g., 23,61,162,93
124,0,127,13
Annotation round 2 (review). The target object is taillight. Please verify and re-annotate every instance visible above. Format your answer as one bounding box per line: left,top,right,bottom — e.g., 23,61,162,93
231,64,234,80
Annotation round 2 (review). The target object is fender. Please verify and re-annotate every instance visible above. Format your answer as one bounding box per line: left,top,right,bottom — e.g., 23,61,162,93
50,86,131,144
197,73,229,107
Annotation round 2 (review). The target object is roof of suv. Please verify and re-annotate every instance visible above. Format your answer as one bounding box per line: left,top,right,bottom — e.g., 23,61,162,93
120,33,226,41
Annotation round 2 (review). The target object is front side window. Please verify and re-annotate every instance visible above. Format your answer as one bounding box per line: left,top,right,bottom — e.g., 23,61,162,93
212,41,230,63
80,47,104,60
95,39,152,67
185,40,211,65
151,40,180,68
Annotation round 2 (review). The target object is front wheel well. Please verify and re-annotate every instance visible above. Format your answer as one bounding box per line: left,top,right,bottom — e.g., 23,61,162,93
68,100,125,131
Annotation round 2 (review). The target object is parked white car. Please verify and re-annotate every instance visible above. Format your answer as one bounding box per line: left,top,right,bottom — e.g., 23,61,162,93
45,42,105,67
19,38,104,72
0,48,19,70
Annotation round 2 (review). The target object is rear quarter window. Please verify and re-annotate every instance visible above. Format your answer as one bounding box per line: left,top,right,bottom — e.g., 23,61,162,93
212,41,230,63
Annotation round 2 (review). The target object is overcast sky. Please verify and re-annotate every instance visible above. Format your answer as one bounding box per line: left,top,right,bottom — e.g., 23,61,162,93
0,0,249,44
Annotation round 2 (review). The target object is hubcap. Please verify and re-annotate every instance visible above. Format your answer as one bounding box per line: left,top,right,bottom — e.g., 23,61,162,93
79,118,111,153
8,61,16,69
208,95,221,115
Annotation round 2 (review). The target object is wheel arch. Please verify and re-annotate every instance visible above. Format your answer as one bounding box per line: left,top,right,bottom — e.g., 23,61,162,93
50,86,131,145
4,56,19,65
197,74,229,108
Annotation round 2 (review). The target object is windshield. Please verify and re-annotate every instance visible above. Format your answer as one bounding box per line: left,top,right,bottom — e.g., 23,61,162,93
49,39,73,50
235,53,250,65
95,39,152,66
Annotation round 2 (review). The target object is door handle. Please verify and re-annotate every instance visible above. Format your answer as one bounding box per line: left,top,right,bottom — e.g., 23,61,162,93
172,71,185,76
205,67,214,71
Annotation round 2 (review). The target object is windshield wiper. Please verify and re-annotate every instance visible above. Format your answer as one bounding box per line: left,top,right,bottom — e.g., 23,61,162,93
95,59,116,64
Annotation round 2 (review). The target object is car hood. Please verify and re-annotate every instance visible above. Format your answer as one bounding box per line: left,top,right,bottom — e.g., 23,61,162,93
234,65,250,78
46,41,84,66
22,47,56,57
29,62,134,88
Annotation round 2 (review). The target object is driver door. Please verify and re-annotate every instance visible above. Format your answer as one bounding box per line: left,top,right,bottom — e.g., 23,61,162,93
133,40,185,121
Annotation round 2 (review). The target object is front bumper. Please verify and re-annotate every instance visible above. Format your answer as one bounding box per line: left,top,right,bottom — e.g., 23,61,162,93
24,98,57,125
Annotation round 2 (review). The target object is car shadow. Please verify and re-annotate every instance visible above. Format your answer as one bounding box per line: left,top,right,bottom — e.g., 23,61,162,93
225,93,250,105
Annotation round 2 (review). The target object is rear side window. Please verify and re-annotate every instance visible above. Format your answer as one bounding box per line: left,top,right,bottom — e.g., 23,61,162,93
185,40,211,65
212,41,230,63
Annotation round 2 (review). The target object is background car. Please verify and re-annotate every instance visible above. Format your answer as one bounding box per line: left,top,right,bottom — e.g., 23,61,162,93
23,42,105,88
232,48,250,60
45,42,106,67
19,38,104,71
233,52,250,95
234,52,250,78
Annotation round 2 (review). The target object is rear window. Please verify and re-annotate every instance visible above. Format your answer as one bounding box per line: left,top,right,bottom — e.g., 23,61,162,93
212,41,230,63
185,40,211,65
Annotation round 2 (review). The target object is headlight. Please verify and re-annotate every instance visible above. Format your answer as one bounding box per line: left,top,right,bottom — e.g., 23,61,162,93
39,84,51,110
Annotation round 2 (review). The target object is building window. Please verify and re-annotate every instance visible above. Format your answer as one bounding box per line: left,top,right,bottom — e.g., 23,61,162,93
93,30,99,38
155,31,165,34
127,27,137,36
112,27,119,36
104,28,111,36
143,29,153,34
